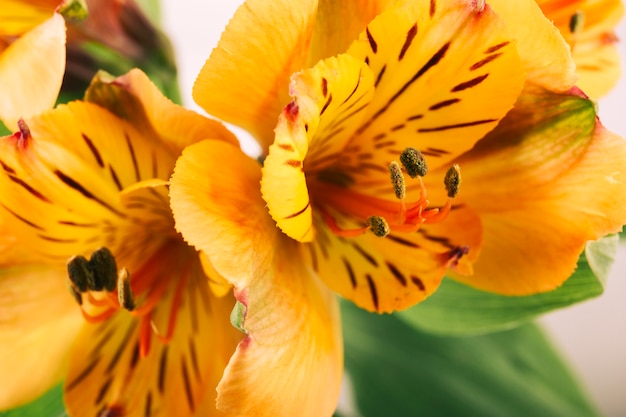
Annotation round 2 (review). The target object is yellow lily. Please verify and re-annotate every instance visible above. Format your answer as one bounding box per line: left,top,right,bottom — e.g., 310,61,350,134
170,0,626,415
536,0,624,98
0,69,242,416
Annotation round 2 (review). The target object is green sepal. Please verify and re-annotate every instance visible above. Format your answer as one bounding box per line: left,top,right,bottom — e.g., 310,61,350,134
0,384,66,417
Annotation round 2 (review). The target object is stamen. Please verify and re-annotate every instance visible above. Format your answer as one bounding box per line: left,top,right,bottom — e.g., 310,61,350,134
399,148,428,178
89,247,118,292
117,268,136,311
388,161,406,200
444,164,461,198
67,281,83,306
367,216,390,237
569,10,585,34
67,255,91,293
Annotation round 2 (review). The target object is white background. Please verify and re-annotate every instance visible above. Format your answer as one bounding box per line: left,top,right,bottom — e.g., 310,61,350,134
160,2,626,416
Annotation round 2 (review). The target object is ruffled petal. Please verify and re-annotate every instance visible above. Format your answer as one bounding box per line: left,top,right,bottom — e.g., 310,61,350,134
488,0,577,91
452,88,626,294
217,242,343,417
193,0,319,150
0,265,82,409
0,13,66,129
85,69,238,154
170,140,276,288
64,251,240,417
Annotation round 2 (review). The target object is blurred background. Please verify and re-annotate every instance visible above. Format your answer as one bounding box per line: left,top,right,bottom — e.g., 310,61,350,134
159,2,626,416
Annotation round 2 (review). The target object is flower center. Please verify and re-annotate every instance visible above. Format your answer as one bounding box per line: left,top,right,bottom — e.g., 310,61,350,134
312,148,460,238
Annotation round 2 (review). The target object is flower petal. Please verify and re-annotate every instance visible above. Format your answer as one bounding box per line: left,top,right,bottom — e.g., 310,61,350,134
0,0,57,36
64,251,240,417
0,265,82,409
85,69,238,154
217,242,343,417
262,54,375,242
0,13,66,129
193,0,319,150
536,0,624,97
0,101,175,262
488,0,577,91
452,88,626,294
344,0,525,172
170,140,276,288
301,205,482,313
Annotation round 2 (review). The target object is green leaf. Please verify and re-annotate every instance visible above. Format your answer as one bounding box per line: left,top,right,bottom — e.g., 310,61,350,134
0,385,66,417
0,120,10,136
396,235,617,335
340,301,599,417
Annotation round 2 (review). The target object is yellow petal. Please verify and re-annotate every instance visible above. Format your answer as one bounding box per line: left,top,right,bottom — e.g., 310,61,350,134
452,89,626,294
488,0,577,91
0,265,82,409
262,54,375,242
300,205,482,313
0,0,57,36
170,140,276,288
85,69,238,154
0,101,175,262
0,13,66,129
193,0,318,151
342,0,525,173
217,242,343,417
64,251,240,417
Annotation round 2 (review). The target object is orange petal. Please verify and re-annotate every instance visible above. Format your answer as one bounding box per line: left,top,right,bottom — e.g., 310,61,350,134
300,205,482,313
64,253,240,417
193,0,318,151
0,265,82,408
488,0,577,91
217,242,343,417
0,13,66,129
85,69,238,154
452,89,626,294
0,0,57,37
170,140,276,288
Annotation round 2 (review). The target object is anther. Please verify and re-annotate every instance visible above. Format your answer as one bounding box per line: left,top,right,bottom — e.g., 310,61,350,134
367,216,390,237
569,10,585,34
67,255,92,293
89,247,118,292
388,161,406,200
117,268,135,311
399,148,428,178
444,164,461,198
67,281,83,305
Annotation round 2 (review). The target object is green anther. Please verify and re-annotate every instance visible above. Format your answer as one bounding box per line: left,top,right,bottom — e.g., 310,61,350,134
388,161,406,200
444,164,461,198
89,247,118,292
117,268,135,311
67,255,91,292
399,148,428,178
367,216,390,237
58,0,88,23
569,10,585,34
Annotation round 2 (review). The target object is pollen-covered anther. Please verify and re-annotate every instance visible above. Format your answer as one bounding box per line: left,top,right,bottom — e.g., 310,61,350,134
89,247,118,292
399,147,428,178
117,268,136,311
67,255,91,293
569,10,585,34
388,161,406,200
367,216,390,237
444,164,461,198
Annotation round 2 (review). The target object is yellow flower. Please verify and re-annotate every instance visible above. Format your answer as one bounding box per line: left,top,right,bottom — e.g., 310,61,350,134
0,69,242,416
536,0,624,98
170,0,626,415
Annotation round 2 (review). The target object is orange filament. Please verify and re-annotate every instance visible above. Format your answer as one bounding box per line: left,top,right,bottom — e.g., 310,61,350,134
316,164,455,238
